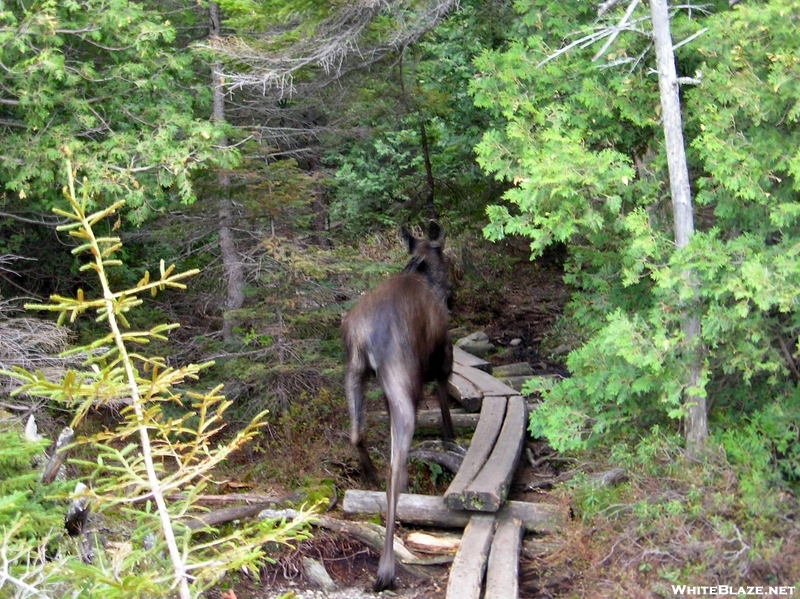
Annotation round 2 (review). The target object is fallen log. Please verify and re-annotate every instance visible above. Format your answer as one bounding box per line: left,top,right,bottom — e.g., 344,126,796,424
406,531,461,554
258,508,451,580
343,490,566,534
184,503,273,531
408,449,464,473
368,409,480,431
522,538,564,559
167,492,283,504
41,426,74,484
492,363,534,377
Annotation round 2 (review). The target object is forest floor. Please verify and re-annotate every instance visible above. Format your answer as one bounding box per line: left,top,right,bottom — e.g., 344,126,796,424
213,234,800,599
212,238,576,599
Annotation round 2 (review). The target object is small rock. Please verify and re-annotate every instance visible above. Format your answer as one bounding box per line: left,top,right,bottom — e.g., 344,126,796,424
449,325,470,341
455,331,495,357
509,338,523,347
492,347,517,361
302,557,336,592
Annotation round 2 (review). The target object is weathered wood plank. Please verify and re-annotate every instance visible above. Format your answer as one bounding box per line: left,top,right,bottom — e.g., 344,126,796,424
368,409,481,432
484,516,523,599
342,490,566,534
447,369,484,412
444,396,506,510
406,531,461,554
445,515,495,599
452,346,492,372
492,362,534,377
455,364,518,398
463,395,527,512
496,375,537,393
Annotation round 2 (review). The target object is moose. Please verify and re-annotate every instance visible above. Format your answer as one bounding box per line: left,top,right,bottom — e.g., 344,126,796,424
341,220,455,592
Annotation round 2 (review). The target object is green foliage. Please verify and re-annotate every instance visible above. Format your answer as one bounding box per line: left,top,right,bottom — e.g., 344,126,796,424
0,0,229,225
324,0,511,234
0,428,67,542
561,430,800,594
475,0,800,485
0,163,314,598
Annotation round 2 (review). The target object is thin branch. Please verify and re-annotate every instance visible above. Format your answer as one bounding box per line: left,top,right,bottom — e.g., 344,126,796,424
593,0,640,62
672,27,708,51
0,211,70,226
205,0,458,95
597,0,624,17
777,335,800,383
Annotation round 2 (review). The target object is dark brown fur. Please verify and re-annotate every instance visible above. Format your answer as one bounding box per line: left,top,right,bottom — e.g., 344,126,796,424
341,221,454,592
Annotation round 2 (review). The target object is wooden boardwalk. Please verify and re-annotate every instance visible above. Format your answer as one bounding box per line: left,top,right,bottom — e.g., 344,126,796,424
345,346,565,598
442,348,531,598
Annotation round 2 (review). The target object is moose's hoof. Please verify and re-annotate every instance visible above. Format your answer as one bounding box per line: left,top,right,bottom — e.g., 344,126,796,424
373,574,396,593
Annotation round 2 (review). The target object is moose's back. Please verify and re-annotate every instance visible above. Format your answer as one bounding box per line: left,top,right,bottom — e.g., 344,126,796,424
342,272,451,390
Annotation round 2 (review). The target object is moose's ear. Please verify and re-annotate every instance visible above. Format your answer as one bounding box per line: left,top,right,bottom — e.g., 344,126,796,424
400,226,416,253
428,220,445,246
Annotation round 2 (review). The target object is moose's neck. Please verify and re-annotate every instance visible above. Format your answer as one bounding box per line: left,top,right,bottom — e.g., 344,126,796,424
402,257,450,309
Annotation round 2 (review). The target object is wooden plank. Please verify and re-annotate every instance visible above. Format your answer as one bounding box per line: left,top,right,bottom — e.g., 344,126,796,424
406,531,461,554
455,363,518,398
462,395,528,512
492,362,534,377
368,409,480,432
342,490,566,534
445,515,495,599
446,370,484,412
484,516,523,599
496,375,537,393
444,396,506,510
452,346,492,372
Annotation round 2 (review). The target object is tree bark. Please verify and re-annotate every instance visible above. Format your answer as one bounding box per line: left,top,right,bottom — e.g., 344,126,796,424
649,0,707,455
419,119,437,220
210,2,245,342
342,490,566,533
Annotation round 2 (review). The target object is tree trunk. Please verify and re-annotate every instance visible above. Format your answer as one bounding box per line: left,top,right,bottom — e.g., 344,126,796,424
419,119,437,220
210,2,245,342
649,0,707,455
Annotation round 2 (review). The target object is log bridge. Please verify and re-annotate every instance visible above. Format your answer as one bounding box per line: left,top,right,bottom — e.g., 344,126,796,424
344,347,566,598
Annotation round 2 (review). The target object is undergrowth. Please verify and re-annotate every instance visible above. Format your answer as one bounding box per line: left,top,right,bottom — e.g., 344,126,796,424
525,429,800,598
0,161,315,598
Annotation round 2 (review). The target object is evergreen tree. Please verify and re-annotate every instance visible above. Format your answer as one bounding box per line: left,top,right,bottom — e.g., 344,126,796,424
472,0,800,482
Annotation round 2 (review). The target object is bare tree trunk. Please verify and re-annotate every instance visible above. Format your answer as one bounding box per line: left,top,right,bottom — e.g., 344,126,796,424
398,49,437,221
210,2,245,342
419,119,437,220
649,0,707,455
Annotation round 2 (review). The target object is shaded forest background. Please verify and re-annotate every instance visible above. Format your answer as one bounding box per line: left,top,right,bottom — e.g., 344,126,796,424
1,0,800,596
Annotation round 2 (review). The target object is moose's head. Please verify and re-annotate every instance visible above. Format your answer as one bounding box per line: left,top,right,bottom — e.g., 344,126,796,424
400,219,450,309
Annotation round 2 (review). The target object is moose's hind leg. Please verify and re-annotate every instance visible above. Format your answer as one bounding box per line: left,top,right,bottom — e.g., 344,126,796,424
374,381,415,592
435,379,455,441
345,365,378,484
